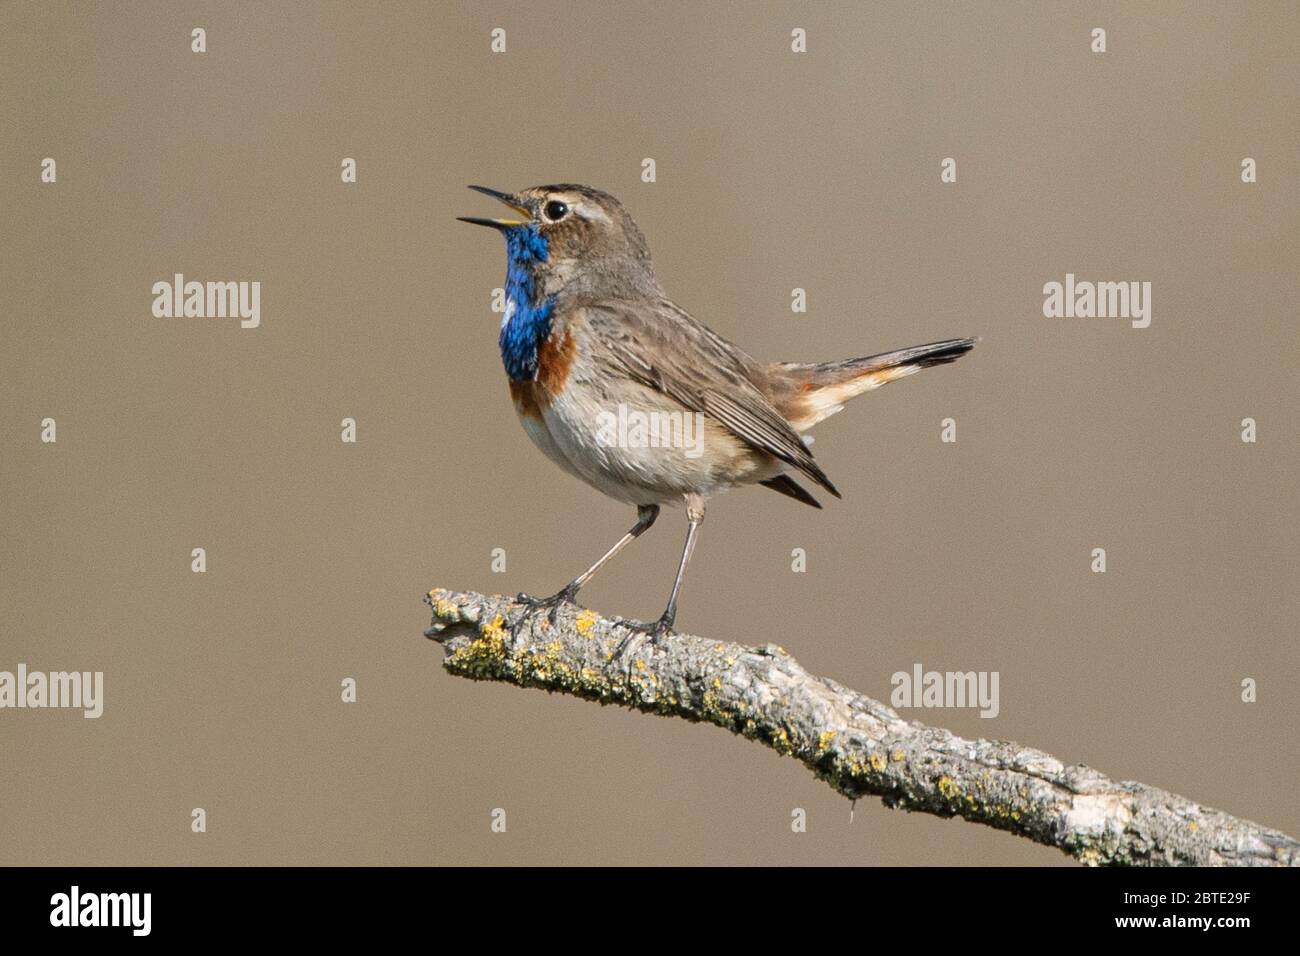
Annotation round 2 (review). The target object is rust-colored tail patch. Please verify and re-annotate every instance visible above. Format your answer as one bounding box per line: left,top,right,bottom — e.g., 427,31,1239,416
772,338,977,431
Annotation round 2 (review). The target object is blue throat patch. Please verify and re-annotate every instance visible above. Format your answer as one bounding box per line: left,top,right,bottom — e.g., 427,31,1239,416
498,225,555,382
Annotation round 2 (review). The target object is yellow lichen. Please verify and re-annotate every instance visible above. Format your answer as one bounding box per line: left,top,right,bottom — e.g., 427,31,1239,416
817,730,837,752
446,613,511,675
700,691,726,722
938,775,960,799
481,614,506,642
575,609,598,637
891,749,906,763
870,752,887,772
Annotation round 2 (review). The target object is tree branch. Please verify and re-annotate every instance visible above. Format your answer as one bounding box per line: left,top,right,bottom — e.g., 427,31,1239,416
424,587,1298,867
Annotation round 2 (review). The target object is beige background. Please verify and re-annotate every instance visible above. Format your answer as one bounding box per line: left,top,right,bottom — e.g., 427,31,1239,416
1,2,1296,866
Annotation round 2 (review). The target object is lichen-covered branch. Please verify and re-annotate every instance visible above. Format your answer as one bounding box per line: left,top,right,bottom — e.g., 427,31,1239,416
424,587,1298,867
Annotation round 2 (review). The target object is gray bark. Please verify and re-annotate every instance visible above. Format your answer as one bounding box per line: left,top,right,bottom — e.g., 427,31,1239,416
425,587,1298,867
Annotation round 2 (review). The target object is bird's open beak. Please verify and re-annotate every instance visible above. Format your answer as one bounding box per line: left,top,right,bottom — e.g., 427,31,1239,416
457,185,534,229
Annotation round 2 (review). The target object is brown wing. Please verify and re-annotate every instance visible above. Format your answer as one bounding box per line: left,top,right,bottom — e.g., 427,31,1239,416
583,299,840,498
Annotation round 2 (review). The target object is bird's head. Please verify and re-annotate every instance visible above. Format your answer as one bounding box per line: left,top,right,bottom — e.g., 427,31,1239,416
459,184,659,301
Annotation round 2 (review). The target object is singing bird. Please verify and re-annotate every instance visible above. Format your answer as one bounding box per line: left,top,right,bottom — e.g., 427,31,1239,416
460,184,975,639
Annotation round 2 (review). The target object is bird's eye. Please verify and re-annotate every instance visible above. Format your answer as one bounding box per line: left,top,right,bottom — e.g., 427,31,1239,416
543,200,569,221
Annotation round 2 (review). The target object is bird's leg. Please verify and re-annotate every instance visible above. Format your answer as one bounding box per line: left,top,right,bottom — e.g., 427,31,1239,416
617,495,705,651
517,504,659,625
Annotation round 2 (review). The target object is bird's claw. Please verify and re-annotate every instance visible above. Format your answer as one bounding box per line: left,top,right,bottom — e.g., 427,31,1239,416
612,615,675,657
513,586,579,628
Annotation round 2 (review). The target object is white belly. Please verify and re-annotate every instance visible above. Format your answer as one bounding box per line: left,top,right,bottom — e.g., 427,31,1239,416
532,378,779,505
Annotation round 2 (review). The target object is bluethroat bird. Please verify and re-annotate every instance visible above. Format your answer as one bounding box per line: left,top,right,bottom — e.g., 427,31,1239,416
460,184,976,640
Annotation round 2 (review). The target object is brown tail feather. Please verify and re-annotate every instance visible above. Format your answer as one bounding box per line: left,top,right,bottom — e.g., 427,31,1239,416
772,337,977,431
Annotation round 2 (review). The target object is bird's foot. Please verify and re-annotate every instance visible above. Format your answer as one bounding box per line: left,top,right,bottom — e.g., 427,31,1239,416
513,585,579,628
612,614,675,658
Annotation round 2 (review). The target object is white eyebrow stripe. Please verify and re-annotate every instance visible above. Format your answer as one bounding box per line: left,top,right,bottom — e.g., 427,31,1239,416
574,202,610,224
